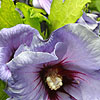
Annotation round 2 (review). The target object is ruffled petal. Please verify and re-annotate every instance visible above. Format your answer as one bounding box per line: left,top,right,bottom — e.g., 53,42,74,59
77,12,100,35
7,51,58,70
0,24,39,49
6,51,58,99
0,65,11,81
0,24,38,65
0,24,39,80
23,24,100,71
50,24,100,71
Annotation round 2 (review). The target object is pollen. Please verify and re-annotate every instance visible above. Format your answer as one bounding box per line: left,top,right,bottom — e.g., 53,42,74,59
46,75,63,90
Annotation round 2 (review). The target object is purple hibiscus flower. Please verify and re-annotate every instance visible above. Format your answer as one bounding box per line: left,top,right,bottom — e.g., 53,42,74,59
32,0,52,14
5,23,100,100
0,24,39,81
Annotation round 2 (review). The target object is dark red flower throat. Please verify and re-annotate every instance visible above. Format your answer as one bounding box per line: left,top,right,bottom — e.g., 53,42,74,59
39,59,86,100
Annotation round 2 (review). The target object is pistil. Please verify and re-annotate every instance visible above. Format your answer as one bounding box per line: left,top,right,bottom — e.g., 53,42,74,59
46,68,63,90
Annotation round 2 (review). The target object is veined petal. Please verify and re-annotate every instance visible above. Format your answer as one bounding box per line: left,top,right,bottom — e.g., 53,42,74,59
0,24,39,48
80,77,100,100
6,51,58,99
0,24,39,80
49,24,100,71
7,51,58,70
0,64,11,81
64,24,100,70
0,24,39,64
33,0,52,14
23,24,100,71
39,0,52,14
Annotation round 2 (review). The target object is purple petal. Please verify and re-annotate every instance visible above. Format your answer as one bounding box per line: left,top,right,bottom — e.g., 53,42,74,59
0,24,38,63
64,84,83,100
0,65,11,81
0,24,39,80
6,51,58,99
27,24,100,71
80,77,100,100
47,24,100,70
77,12,100,35
57,92,71,100
39,0,52,14
33,0,52,14
62,24,100,70
7,51,58,70
20,24,100,71
82,12,96,24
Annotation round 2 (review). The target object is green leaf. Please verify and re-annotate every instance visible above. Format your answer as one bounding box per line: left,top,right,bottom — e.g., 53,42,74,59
96,0,100,11
0,80,9,100
0,0,23,30
16,2,50,38
49,0,91,32
88,0,98,12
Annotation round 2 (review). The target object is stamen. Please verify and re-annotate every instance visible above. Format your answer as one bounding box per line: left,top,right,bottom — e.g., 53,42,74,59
46,75,63,90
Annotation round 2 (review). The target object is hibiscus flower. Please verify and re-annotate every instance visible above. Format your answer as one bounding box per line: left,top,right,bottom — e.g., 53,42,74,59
5,23,100,100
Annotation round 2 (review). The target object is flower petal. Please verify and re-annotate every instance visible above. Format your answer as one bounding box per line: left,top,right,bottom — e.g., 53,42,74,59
0,64,11,81
7,51,58,70
6,51,58,99
50,24,100,71
25,24,100,71
64,24,100,70
32,0,52,14
0,24,39,80
80,77,100,100
39,0,52,14
64,85,83,100
0,24,39,48
77,12,100,35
